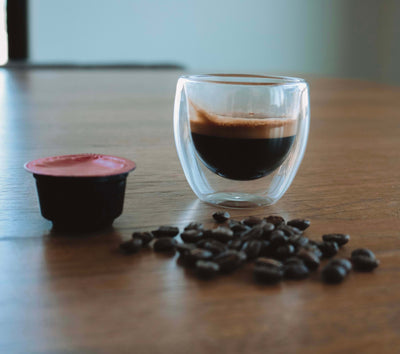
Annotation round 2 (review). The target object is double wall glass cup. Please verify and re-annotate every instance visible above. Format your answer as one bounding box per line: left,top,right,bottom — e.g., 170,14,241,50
174,74,309,208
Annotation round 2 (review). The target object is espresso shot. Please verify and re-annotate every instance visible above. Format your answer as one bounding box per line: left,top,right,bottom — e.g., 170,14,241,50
189,103,297,180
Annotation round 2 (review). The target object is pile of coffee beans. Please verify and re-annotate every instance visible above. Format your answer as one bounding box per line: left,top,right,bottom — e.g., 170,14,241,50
120,212,380,285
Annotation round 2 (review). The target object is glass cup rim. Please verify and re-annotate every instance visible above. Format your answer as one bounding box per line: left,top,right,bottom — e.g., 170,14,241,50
180,73,307,86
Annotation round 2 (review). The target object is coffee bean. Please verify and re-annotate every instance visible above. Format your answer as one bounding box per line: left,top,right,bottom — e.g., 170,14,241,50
196,260,220,278
237,251,248,263
202,229,214,238
322,264,347,284
228,220,251,235
153,237,177,252
329,258,352,274
211,226,234,243
279,224,302,237
350,248,379,272
176,242,196,256
240,225,264,242
227,238,243,251
317,241,339,258
273,244,296,260
284,257,305,266
242,216,263,227
304,243,323,259
180,229,203,243
284,262,310,280
264,215,285,227
259,240,272,257
297,249,320,270
241,240,262,260
132,231,154,246
351,248,376,260
199,240,227,255
270,230,289,247
212,211,230,223
214,250,243,273
184,248,213,266
287,218,311,231
322,233,350,246
184,222,204,231
352,256,380,272
120,238,143,254
152,226,179,238
255,257,283,269
291,236,309,249
254,265,283,284
261,222,275,238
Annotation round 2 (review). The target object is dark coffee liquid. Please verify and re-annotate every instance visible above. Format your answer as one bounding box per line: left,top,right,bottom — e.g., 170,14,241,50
192,133,295,180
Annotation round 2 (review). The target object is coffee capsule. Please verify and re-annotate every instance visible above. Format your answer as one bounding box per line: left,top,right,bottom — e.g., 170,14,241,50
25,154,136,231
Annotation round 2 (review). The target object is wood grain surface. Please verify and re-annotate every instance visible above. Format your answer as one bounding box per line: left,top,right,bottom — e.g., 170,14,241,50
0,69,399,354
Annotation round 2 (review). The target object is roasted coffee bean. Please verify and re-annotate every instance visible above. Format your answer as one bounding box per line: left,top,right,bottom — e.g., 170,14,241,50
273,244,296,260
228,220,251,235
255,257,283,269
291,236,309,249
180,229,203,243
284,257,304,266
305,242,323,259
284,262,310,280
195,260,220,278
329,258,352,274
242,216,263,227
240,225,264,241
287,233,302,246
322,233,350,246
351,248,376,260
241,240,262,260
132,231,154,246
212,211,230,223
152,226,179,238
350,248,379,271
237,251,248,262
254,265,283,284
196,238,216,248
176,242,196,256
227,238,243,251
321,264,347,284
214,250,243,273
211,226,234,243
297,249,320,270
120,238,143,254
200,240,227,255
287,219,311,231
259,240,272,257
317,241,339,258
261,222,275,238
202,229,214,238
264,215,285,227
153,237,177,252
184,222,204,231
184,248,213,266
279,224,302,237
351,256,380,272
270,230,289,247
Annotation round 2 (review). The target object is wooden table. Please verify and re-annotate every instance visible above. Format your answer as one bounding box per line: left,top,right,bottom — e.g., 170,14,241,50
0,69,399,354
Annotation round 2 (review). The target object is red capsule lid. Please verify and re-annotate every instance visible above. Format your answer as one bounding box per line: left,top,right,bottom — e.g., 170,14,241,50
24,154,136,177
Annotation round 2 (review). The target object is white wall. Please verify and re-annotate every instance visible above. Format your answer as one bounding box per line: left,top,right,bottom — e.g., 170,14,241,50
28,0,400,84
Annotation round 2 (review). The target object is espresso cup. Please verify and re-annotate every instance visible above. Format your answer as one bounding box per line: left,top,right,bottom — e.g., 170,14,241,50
174,74,309,208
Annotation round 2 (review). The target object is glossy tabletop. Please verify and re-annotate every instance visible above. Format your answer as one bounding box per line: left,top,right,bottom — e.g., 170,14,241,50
0,69,399,354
